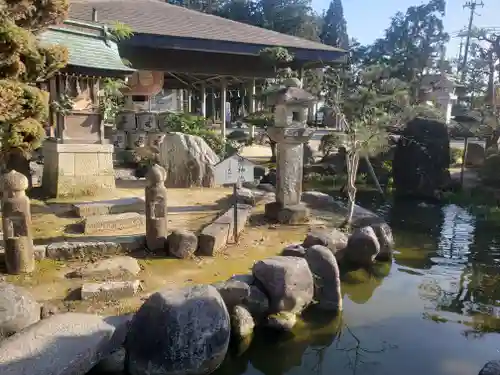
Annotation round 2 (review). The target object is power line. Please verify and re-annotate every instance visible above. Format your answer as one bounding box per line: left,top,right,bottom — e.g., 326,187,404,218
460,0,484,83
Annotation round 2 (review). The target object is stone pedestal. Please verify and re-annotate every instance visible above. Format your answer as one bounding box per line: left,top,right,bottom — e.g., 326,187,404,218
265,127,315,224
42,141,115,197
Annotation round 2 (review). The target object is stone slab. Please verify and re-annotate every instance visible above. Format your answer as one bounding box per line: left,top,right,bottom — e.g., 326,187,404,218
83,213,145,235
198,204,253,256
0,313,126,375
81,280,141,301
72,197,145,218
46,236,146,260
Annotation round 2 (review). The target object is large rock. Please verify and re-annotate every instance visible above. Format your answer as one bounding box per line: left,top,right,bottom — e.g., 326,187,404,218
304,245,342,310
252,256,314,313
0,283,40,340
479,361,500,375
0,313,128,375
125,284,230,375
168,229,198,259
345,227,380,266
213,279,251,312
302,229,348,257
158,132,220,188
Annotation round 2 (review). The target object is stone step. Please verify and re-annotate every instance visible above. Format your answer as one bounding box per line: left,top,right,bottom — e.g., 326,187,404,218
83,213,146,235
72,197,145,218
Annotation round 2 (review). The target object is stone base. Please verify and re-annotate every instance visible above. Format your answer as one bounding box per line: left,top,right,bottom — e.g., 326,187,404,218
264,202,310,224
42,141,115,198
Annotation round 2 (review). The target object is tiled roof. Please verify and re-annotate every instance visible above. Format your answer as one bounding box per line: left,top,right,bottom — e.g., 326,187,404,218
69,0,344,53
39,20,135,73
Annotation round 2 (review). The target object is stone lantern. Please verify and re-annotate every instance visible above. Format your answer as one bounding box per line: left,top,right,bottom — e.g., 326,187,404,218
264,78,316,224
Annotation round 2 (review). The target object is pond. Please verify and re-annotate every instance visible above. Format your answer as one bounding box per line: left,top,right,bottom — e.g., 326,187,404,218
214,196,500,375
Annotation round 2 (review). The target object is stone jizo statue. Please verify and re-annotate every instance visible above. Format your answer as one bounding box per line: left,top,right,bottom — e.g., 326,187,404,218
1,170,35,274
145,163,168,252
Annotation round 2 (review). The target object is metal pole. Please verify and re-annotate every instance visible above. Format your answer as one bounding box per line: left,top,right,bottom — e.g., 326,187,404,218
460,1,484,83
233,183,239,243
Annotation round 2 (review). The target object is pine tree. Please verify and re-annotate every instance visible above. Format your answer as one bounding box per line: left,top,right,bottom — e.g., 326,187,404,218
320,0,348,49
320,0,349,110
0,0,68,177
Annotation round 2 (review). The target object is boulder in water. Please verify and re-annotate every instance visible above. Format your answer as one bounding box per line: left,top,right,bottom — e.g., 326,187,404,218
125,284,230,375
252,256,314,313
158,132,220,188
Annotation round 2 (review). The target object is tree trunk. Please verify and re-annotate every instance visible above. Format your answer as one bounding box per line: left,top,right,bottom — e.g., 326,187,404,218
270,140,277,163
345,151,360,227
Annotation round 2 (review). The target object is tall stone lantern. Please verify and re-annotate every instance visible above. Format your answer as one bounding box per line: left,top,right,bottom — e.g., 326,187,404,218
263,78,316,224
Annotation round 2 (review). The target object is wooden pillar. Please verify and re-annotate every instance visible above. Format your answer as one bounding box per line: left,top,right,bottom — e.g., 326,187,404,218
200,83,207,118
220,79,227,140
249,79,256,114
211,88,216,121
187,89,192,113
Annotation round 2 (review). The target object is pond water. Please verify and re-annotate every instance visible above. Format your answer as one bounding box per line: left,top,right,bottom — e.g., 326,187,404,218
215,196,500,375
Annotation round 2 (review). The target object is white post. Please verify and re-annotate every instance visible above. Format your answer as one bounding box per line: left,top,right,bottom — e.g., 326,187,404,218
200,83,207,118
221,79,227,140
187,89,192,113
177,89,184,113
249,79,256,114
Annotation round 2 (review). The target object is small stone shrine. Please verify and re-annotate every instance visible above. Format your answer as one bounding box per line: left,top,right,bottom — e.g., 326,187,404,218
263,78,316,224
39,20,135,197
1,170,35,274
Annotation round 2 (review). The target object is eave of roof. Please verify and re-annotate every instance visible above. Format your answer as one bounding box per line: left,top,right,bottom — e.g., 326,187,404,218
69,0,347,63
39,19,136,74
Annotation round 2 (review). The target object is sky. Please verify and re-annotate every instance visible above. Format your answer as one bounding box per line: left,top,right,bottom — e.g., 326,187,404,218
310,0,500,58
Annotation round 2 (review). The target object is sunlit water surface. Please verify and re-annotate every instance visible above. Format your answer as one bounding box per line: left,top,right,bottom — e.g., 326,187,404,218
214,197,500,375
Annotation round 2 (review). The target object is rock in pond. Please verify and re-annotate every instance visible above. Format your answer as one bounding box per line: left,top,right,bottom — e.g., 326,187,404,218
213,279,251,311
125,284,230,375
167,229,198,259
252,256,314,313
345,226,380,266
0,313,127,375
371,222,394,261
244,285,270,320
266,312,297,332
479,361,500,375
302,229,348,257
231,305,255,338
0,282,40,340
305,245,342,311
281,243,306,257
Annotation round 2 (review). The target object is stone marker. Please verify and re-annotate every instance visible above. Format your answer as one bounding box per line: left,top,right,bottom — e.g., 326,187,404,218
1,170,35,274
145,164,168,252
198,203,252,256
0,313,126,375
72,197,145,218
83,212,145,235
81,280,141,301
262,78,316,224
68,256,141,279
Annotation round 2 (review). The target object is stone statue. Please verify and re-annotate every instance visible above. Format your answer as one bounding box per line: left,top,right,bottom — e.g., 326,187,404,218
1,170,35,274
145,164,168,252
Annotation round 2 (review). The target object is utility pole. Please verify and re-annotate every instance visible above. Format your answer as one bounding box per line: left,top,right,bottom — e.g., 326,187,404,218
460,0,484,83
